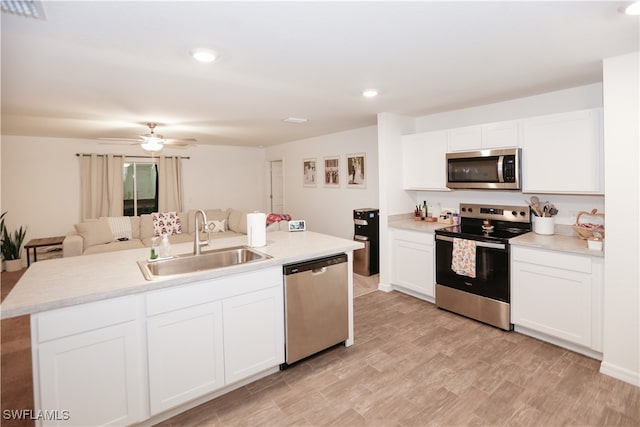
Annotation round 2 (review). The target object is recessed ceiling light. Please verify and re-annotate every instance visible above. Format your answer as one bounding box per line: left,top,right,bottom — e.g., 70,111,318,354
362,89,378,98
625,1,640,15
283,117,308,124
190,48,217,63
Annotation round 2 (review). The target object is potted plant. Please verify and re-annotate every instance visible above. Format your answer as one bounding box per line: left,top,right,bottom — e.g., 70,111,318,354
1,212,27,272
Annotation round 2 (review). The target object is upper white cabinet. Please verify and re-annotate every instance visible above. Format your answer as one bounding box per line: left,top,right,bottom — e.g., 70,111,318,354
522,109,603,194
447,120,520,152
447,126,482,152
402,130,449,190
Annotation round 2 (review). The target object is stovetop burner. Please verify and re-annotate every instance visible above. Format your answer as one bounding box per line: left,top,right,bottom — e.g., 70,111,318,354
435,203,532,243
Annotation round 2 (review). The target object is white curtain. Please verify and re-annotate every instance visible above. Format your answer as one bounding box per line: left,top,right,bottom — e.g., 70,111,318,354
80,154,124,220
158,155,183,212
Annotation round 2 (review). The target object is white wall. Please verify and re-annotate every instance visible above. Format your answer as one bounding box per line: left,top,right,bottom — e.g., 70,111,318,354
0,136,266,241
265,126,378,239
601,52,639,386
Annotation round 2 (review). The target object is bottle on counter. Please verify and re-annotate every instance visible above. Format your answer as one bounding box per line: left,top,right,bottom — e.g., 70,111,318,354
159,234,172,258
150,237,159,260
422,201,428,220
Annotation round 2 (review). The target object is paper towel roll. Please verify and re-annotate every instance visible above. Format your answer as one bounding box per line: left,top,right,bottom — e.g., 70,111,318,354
247,212,266,247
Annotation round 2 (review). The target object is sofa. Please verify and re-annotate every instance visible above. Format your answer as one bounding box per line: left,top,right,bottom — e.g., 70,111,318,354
63,209,288,257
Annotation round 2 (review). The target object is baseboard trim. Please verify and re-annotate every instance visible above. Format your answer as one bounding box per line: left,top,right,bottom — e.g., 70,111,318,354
378,282,393,293
600,361,640,387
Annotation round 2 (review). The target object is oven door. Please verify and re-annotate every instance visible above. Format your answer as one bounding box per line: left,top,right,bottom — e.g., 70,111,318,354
435,235,510,302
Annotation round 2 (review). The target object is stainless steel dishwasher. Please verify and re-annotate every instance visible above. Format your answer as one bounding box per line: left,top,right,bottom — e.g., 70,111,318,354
282,253,348,366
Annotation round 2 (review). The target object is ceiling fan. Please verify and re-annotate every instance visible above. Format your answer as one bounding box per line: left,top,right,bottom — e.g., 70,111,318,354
99,122,197,152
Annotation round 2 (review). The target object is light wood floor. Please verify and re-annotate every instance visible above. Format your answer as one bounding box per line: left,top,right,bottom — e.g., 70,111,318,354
2,270,639,426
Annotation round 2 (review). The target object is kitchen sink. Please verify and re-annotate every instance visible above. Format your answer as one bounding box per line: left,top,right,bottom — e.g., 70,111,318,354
138,246,272,280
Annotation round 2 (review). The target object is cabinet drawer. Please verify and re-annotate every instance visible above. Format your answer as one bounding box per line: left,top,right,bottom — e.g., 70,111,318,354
35,295,139,343
392,229,434,246
512,246,591,273
146,267,282,316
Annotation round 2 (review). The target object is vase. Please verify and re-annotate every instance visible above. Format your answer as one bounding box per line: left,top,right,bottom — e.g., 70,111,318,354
4,259,23,272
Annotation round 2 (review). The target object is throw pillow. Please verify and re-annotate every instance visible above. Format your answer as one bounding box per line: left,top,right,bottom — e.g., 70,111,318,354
152,212,182,237
205,219,226,233
106,216,132,240
74,219,114,248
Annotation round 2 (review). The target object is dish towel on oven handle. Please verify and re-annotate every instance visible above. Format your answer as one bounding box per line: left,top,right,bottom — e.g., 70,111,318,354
451,237,477,278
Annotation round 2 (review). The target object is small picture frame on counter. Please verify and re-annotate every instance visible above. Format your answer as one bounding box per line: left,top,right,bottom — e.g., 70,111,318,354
288,220,306,232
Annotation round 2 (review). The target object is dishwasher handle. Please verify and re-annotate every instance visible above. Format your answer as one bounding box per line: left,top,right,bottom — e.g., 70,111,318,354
312,267,327,275
283,253,348,275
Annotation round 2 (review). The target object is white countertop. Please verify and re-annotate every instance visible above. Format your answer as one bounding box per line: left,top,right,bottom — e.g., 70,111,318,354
389,218,450,233
390,216,603,258
510,231,604,257
1,231,363,319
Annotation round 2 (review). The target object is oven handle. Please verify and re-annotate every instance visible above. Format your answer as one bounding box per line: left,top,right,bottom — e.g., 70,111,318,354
435,235,506,250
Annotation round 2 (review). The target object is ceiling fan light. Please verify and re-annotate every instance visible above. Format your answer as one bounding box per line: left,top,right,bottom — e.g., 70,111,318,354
190,48,217,63
625,1,640,15
140,141,163,152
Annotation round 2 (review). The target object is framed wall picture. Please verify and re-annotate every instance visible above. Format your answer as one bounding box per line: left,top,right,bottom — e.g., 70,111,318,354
324,156,340,187
303,158,317,187
346,153,366,188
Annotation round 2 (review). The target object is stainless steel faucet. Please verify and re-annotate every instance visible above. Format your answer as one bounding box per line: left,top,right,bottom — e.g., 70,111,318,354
193,209,209,255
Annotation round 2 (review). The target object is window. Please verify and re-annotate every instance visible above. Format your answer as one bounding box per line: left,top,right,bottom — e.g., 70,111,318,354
123,162,158,216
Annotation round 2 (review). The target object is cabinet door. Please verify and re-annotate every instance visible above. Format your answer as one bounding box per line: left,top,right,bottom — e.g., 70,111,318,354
512,261,592,347
37,322,145,426
402,131,449,190
447,126,482,152
481,120,520,149
223,286,284,384
391,230,435,298
522,109,603,194
147,301,225,415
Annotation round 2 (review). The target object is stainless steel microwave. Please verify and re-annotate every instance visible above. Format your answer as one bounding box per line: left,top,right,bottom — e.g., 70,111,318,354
446,148,521,190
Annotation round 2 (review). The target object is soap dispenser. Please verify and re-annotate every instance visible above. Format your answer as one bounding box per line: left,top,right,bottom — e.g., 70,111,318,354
160,234,171,259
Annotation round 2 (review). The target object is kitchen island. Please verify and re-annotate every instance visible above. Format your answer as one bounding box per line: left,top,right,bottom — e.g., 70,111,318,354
1,230,363,427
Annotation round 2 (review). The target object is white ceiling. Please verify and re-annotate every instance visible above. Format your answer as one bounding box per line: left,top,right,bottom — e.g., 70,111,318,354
1,1,638,147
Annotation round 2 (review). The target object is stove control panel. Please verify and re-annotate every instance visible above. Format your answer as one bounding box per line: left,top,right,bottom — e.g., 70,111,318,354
459,203,530,224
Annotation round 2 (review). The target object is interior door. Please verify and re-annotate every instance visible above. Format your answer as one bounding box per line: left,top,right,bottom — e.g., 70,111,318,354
270,160,284,213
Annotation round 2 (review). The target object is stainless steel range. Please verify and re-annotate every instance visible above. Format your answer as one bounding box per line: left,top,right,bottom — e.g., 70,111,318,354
435,203,531,330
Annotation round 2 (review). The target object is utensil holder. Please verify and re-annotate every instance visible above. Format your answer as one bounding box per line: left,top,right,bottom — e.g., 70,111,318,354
534,216,555,235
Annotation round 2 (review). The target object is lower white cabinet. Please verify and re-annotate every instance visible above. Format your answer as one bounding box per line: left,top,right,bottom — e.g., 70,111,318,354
511,246,603,354
32,267,285,426
33,296,146,427
223,286,284,384
147,301,225,415
390,228,435,299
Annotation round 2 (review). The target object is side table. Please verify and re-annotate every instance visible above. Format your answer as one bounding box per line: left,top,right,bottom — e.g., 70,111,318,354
24,236,65,266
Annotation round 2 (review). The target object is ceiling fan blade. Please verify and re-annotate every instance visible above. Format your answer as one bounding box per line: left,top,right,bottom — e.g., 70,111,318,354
164,137,197,143
98,137,142,142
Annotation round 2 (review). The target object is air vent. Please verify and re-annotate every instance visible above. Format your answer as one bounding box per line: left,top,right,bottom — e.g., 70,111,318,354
1,0,46,19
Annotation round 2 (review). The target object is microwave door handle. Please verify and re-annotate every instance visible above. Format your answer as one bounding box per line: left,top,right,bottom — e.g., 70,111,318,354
497,155,505,183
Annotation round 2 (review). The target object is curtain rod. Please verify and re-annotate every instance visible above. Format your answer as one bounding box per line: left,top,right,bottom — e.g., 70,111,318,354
76,153,190,159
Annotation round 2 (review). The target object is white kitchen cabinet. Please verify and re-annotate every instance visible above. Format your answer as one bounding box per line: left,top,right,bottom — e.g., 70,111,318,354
522,108,603,194
147,301,225,415
390,228,435,300
447,126,482,152
33,296,146,426
402,130,449,190
511,246,603,354
145,266,283,414
447,120,520,152
223,286,284,384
